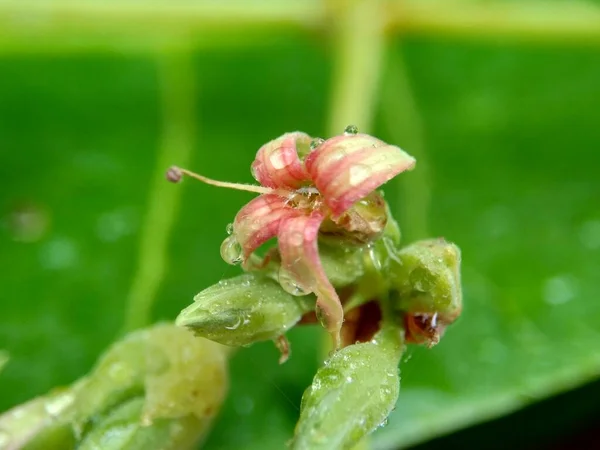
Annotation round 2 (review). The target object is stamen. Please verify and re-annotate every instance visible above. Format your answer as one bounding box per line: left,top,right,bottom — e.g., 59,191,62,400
167,165,276,195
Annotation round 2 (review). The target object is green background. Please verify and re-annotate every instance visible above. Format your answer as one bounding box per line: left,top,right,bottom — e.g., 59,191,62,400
1,1,600,448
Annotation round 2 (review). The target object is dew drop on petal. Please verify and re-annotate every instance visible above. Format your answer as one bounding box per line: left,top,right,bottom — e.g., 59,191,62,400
269,151,288,170
278,267,309,296
310,138,325,150
220,235,243,265
226,223,234,235
344,124,358,135
348,164,372,186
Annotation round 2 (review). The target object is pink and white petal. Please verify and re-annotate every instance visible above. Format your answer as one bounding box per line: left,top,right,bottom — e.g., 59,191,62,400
277,211,343,349
305,134,415,216
250,132,312,189
233,194,297,261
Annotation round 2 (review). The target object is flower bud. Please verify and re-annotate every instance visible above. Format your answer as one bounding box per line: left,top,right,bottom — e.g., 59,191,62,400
318,242,365,288
71,324,227,432
291,326,403,450
0,324,228,450
389,238,462,346
77,397,209,450
176,274,314,347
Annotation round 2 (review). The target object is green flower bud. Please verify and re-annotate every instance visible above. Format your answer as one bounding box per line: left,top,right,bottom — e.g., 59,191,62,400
72,323,227,431
176,274,314,347
318,241,365,288
389,238,462,346
292,326,403,450
0,324,228,450
77,397,209,450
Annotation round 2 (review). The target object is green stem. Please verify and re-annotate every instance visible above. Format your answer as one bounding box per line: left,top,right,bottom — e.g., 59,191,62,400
325,2,387,449
0,0,323,54
326,0,386,136
380,47,430,242
123,53,197,332
388,0,600,45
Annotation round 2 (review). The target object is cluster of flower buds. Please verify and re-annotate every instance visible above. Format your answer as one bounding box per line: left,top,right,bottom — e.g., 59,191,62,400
0,324,228,450
170,126,463,449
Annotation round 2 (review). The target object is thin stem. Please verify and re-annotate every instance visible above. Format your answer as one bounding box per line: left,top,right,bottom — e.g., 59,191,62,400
326,0,386,136
380,47,431,242
0,0,324,54
388,0,600,45
122,52,196,332
324,3,387,450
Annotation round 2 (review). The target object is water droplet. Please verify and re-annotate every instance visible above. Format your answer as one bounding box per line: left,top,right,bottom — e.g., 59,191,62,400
346,376,353,382
241,278,251,287
269,151,288,170
220,235,243,265
278,267,309,296
543,274,577,305
44,392,75,417
344,124,358,135
226,223,234,235
250,163,261,182
379,418,389,428
367,244,382,271
310,138,325,150
224,315,242,330
348,164,371,186
315,305,328,329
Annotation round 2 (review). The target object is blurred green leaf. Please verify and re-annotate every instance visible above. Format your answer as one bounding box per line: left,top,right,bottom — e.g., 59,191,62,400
0,31,599,450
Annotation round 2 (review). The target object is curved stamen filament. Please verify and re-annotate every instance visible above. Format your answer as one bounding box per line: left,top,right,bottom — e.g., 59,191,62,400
167,165,277,196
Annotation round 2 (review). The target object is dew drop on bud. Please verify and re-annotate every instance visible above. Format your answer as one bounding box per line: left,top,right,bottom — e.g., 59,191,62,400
226,223,234,235
220,235,243,265
344,124,358,135
309,138,325,150
278,267,309,296
166,166,183,183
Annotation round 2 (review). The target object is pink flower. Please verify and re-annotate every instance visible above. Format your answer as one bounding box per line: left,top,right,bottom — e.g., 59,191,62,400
168,129,415,349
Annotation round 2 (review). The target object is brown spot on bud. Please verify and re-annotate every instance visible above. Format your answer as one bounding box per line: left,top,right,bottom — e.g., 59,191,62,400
166,166,183,183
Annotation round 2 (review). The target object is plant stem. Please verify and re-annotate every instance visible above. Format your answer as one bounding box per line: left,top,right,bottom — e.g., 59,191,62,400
1,0,599,54
388,0,600,45
380,47,430,242
0,0,323,54
326,0,386,135
325,2,387,449
123,52,196,332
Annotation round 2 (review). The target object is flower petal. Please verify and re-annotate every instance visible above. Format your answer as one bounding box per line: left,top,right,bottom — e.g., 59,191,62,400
277,211,343,349
251,132,312,189
305,133,415,216
232,194,297,261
